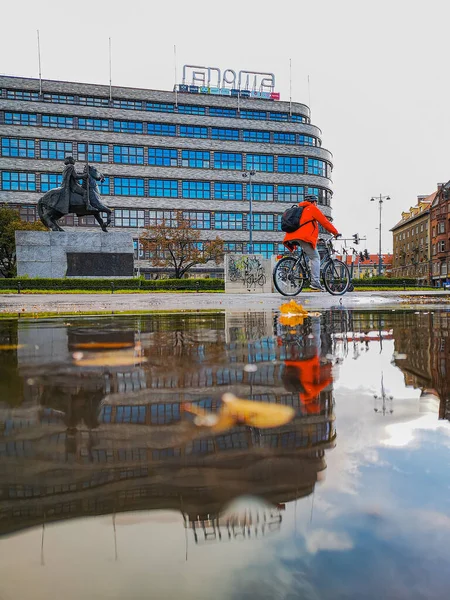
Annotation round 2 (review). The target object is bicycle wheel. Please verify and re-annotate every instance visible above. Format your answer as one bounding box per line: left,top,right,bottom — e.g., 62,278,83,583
273,257,307,296
322,259,350,295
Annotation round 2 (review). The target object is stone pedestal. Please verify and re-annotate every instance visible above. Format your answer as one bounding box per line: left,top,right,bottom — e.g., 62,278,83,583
224,254,272,293
15,231,134,278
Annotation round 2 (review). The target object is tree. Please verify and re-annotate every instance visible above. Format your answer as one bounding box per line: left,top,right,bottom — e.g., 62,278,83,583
0,207,47,278
141,211,224,278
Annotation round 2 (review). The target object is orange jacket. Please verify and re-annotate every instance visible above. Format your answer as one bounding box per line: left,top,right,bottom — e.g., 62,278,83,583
285,357,332,413
283,202,338,249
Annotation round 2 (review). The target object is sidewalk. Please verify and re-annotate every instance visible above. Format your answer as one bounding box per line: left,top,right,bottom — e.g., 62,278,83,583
1,290,449,315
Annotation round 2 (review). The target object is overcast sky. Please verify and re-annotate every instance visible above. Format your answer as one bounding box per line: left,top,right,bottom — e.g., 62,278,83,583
1,0,448,253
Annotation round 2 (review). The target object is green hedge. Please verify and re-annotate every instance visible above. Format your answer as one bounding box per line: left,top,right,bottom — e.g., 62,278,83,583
351,277,430,287
0,277,225,291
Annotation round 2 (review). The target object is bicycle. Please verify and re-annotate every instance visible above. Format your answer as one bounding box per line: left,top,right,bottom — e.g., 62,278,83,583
273,237,351,296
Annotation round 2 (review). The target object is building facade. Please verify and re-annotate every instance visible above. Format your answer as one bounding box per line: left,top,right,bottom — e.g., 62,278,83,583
430,184,450,287
391,195,432,282
0,75,333,276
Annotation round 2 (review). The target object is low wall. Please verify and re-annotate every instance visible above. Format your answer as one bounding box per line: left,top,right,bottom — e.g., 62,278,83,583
15,231,134,278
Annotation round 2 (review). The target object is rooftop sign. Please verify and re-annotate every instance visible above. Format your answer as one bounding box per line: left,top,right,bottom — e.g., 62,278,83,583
176,65,280,101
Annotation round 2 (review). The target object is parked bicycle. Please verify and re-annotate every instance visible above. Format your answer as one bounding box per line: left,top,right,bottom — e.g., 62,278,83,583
273,236,351,296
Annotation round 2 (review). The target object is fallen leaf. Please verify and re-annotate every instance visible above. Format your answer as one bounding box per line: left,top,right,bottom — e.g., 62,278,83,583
0,344,24,350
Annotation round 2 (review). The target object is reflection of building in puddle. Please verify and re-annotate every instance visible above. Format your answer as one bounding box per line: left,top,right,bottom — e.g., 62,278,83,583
0,313,335,538
391,312,450,421
187,505,283,545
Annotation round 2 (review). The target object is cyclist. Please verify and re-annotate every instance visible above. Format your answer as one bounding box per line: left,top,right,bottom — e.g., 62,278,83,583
283,195,340,291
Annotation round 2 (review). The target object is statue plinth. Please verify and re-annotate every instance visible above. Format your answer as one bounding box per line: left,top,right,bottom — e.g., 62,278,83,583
15,231,134,278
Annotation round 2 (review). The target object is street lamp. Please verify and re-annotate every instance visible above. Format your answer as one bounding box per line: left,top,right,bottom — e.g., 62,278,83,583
373,372,394,415
370,194,390,276
242,170,256,254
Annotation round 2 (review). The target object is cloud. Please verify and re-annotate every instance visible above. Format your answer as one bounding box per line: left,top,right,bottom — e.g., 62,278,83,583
305,529,353,554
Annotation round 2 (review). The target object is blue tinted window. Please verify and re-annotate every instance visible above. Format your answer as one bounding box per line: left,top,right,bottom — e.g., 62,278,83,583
291,114,306,123
41,140,73,160
182,181,210,199
210,107,237,118
224,242,244,253
113,120,143,134
214,182,243,200
252,214,275,231
243,130,270,143
148,148,177,167
99,406,112,423
42,93,74,104
278,156,304,173
248,184,274,201
4,112,37,126
114,177,144,196
307,187,326,205
240,110,266,120
2,138,35,158
181,150,210,168
274,132,296,145
150,403,181,424
78,117,109,131
6,90,39,101
149,179,178,197
113,145,144,165
114,209,145,228
98,177,110,195
307,158,326,176
112,99,142,110
214,213,243,230
278,185,304,203
40,173,63,192
178,105,206,115
79,96,110,107
211,128,239,141
182,211,211,229
78,143,109,163
246,154,274,172
214,152,242,170
252,243,275,258
179,125,208,138
1,172,36,191
115,405,146,423
269,112,289,122
146,102,175,112
42,115,74,129
298,135,316,146
147,123,176,136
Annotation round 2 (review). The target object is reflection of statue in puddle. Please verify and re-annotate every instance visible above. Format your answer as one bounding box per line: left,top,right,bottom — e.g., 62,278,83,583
280,317,333,414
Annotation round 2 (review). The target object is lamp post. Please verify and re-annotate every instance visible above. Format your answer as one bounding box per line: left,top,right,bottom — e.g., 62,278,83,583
242,170,256,254
370,194,390,276
373,372,394,415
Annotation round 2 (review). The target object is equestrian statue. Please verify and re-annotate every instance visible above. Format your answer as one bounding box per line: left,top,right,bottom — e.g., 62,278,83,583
38,156,112,232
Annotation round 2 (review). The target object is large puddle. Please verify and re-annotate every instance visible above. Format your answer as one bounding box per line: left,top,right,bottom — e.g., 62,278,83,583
0,309,449,600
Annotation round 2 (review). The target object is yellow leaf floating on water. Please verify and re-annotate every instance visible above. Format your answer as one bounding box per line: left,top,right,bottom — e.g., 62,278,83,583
73,348,146,367
280,300,308,315
0,344,24,350
185,394,295,431
222,393,295,428
280,315,306,327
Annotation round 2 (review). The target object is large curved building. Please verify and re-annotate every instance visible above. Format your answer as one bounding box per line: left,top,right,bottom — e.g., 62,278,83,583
0,74,333,275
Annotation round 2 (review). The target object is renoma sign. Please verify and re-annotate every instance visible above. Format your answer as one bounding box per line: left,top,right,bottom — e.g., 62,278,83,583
176,65,280,101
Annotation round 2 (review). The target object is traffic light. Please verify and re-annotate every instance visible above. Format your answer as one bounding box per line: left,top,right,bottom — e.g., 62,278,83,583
364,249,370,260
353,233,360,244
359,252,364,261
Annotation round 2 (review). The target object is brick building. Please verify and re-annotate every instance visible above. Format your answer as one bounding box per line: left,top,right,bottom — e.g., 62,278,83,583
430,182,450,287
338,252,392,278
391,194,433,283
0,74,334,276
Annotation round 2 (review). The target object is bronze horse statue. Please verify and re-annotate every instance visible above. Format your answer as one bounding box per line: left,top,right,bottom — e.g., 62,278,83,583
38,162,112,232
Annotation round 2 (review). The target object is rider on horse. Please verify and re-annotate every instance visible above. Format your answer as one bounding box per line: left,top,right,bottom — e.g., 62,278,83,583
62,156,95,212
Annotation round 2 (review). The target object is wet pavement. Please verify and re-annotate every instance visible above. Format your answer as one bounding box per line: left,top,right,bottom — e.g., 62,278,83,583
1,289,450,315
0,307,449,599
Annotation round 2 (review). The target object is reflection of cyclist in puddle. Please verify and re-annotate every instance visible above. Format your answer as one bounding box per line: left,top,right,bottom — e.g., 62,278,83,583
279,317,332,414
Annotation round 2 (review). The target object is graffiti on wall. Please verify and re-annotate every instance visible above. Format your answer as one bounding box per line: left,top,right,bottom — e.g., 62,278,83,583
228,255,267,290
